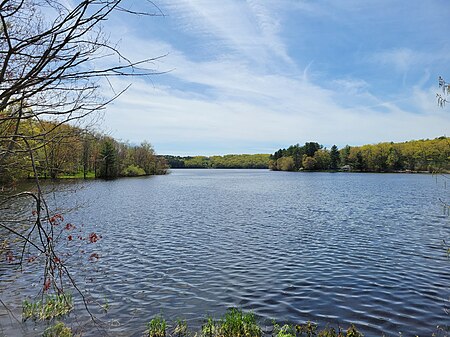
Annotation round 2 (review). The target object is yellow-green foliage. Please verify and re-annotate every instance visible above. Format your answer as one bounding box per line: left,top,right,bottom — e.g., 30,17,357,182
147,315,167,337
274,324,296,337
202,316,218,337
273,322,363,337
173,319,188,337
200,308,261,337
181,154,271,169
22,294,73,321
0,116,168,185
218,308,261,337
142,311,371,337
351,137,450,172
121,164,146,177
277,156,296,171
271,137,450,172
42,322,72,337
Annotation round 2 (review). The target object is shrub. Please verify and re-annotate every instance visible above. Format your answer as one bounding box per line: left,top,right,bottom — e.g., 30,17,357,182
121,164,146,177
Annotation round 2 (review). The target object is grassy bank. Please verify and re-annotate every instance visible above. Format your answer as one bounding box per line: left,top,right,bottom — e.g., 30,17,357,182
27,306,450,337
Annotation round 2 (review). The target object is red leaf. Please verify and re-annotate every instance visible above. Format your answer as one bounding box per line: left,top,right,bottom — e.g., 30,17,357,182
44,279,51,291
88,232,100,243
89,253,99,261
65,223,75,230
6,251,14,262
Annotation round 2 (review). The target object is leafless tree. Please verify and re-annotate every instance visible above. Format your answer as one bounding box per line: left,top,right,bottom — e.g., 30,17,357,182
0,0,164,322
437,76,450,107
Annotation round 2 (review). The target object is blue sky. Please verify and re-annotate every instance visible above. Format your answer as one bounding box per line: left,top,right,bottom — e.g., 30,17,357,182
98,0,449,155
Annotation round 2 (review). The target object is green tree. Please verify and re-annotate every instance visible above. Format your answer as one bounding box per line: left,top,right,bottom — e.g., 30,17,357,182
277,156,295,171
340,145,351,166
302,156,317,170
98,140,119,179
314,149,331,170
134,141,157,174
0,0,162,324
304,142,322,157
330,145,340,170
386,145,403,171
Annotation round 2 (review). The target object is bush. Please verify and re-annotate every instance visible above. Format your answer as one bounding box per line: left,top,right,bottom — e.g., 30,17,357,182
121,164,146,177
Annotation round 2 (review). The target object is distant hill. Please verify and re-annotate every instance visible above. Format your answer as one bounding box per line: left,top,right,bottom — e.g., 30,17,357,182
163,154,271,169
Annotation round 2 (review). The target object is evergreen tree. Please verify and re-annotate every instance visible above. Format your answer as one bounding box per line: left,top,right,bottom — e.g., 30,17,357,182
330,145,340,170
98,140,118,179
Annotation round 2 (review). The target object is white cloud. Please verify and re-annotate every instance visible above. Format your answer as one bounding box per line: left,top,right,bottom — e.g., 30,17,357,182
370,48,418,73
369,48,450,74
95,1,450,154
162,0,292,66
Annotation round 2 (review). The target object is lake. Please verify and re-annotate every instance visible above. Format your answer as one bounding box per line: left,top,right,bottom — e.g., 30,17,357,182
1,169,449,336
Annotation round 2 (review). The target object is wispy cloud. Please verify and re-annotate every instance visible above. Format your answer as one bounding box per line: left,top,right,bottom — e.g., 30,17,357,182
369,48,450,74
162,0,292,67
370,48,417,73
97,0,450,155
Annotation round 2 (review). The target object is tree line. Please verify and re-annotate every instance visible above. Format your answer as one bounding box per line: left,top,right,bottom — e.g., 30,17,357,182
0,117,168,185
164,154,271,169
0,0,162,323
270,137,450,172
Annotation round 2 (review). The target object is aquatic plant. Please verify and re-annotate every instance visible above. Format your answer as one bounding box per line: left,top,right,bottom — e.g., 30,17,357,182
345,324,363,337
273,324,296,337
22,293,73,321
202,316,218,337
173,318,189,337
42,322,73,337
317,326,339,337
273,321,360,337
218,308,262,337
296,321,318,337
148,315,167,337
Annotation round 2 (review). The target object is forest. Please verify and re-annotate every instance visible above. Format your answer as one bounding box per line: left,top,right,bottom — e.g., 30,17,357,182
164,154,271,169
0,117,168,185
270,137,450,172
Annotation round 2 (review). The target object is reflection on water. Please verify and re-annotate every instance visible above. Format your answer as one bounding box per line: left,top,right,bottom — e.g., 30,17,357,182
1,170,449,336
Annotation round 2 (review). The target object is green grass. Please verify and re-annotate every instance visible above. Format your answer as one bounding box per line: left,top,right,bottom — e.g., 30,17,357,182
58,171,96,179
22,293,73,321
202,316,218,337
200,308,261,337
218,308,261,337
16,305,418,337
147,315,167,337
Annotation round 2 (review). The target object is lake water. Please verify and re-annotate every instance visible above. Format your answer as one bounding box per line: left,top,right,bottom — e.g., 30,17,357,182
1,169,449,336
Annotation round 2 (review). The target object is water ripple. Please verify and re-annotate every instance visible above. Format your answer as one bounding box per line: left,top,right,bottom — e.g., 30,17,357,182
1,170,449,337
